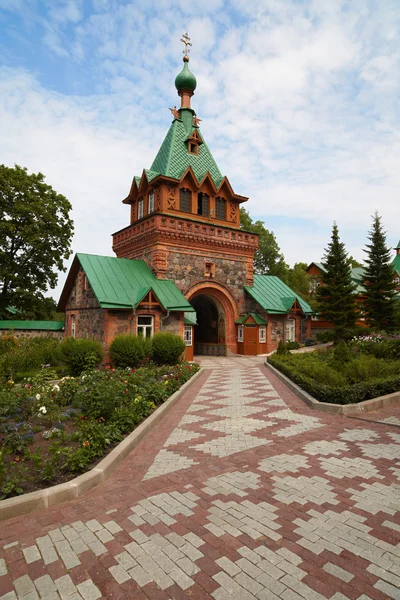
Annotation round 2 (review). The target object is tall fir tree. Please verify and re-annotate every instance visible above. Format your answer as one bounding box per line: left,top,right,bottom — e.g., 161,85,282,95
317,222,357,339
363,213,397,331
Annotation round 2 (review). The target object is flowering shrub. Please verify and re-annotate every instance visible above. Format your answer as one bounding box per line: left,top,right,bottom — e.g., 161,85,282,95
0,361,199,498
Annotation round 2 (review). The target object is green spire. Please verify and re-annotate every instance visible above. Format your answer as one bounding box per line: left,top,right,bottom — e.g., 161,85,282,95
175,57,197,92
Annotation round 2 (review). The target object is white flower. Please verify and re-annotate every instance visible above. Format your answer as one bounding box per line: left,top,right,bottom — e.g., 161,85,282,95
52,384,60,392
39,406,47,414
35,393,41,400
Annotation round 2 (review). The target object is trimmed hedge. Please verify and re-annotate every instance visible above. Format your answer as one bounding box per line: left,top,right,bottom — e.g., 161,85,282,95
109,335,151,368
268,354,400,404
58,338,104,376
151,332,185,365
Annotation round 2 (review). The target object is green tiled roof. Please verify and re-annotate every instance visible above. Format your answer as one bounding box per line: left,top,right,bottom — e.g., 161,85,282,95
235,313,267,325
148,115,224,187
392,254,400,275
245,276,313,315
0,321,64,331
75,254,194,312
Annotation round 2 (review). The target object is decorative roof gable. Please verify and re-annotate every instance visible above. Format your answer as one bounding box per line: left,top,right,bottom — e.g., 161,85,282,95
58,254,194,313
244,275,313,315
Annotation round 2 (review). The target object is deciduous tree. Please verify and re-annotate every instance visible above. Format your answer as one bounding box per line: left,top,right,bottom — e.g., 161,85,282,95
0,164,74,319
240,208,288,279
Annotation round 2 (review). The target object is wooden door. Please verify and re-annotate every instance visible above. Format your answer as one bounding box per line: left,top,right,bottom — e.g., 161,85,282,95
244,325,258,355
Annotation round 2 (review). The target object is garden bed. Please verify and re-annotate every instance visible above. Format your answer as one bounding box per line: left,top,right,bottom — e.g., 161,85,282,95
267,336,400,405
0,363,199,499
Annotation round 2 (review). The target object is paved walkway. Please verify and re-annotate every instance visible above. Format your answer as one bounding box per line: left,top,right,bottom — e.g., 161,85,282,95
0,356,399,600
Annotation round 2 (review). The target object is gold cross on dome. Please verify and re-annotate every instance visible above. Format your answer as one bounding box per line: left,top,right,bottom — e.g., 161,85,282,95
180,32,192,56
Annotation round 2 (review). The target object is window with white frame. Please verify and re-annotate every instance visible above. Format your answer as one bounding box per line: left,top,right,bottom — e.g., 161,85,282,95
259,326,266,343
137,315,153,338
71,315,76,338
148,190,155,214
184,326,192,346
238,325,244,342
138,197,144,219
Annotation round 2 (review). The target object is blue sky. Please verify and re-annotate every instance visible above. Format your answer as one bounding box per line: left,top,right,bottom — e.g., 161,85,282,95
0,0,399,299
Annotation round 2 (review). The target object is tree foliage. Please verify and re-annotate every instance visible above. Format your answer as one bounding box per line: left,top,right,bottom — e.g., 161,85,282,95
240,208,288,279
317,222,357,339
0,165,74,319
363,213,397,331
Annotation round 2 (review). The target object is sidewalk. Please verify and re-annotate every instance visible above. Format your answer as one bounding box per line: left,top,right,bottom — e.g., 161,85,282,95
0,356,399,599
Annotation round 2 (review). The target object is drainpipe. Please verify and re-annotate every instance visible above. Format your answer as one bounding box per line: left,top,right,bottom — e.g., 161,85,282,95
160,310,170,331
130,307,136,335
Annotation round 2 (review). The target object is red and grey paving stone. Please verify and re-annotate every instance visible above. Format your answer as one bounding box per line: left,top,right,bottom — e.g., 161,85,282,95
1,356,399,600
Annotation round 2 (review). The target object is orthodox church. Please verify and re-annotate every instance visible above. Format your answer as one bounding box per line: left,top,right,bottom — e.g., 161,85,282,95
58,37,313,358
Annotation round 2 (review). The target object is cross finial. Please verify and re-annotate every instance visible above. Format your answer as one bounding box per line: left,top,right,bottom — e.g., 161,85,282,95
180,32,192,57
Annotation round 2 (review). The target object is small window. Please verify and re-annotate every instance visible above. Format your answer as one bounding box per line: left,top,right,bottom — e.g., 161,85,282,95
259,326,266,343
197,193,209,216
180,188,191,213
184,326,192,346
204,262,215,277
82,274,88,291
137,315,153,338
215,197,226,220
238,325,244,342
138,197,144,219
189,143,198,155
71,315,76,338
148,190,154,214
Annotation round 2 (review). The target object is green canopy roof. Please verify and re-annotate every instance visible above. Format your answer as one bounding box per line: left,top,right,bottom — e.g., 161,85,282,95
59,254,194,313
392,254,400,276
235,313,267,325
0,321,64,331
145,116,224,188
245,275,313,315
184,312,197,326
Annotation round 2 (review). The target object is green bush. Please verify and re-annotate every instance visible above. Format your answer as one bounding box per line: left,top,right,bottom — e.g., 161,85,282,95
0,337,61,380
315,330,335,343
58,338,104,376
332,340,352,364
268,354,400,404
151,332,185,365
286,341,300,350
276,340,290,355
343,355,400,383
109,335,150,368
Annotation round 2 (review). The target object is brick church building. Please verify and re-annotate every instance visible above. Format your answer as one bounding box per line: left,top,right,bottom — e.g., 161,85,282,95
59,40,312,357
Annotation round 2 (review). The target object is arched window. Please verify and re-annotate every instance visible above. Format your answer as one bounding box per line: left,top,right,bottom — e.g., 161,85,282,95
180,188,191,213
215,197,226,220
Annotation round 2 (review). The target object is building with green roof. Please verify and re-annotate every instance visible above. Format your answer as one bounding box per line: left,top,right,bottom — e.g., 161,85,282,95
57,37,314,357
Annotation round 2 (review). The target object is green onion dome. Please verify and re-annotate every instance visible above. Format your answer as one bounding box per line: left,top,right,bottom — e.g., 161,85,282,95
175,57,197,92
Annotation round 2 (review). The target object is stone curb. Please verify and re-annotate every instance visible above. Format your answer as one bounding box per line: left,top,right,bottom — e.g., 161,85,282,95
0,368,203,522
264,361,400,415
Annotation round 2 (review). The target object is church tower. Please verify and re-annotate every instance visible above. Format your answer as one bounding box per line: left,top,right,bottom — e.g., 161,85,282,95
112,35,258,355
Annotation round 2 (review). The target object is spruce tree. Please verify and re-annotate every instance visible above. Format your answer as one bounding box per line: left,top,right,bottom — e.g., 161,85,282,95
363,213,397,331
317,223,357,340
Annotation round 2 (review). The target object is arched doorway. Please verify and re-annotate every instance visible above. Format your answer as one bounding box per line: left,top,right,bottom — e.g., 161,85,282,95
186,283,238,356
191,295,226,356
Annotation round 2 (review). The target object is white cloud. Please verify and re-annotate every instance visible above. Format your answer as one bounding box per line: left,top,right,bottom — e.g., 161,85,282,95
0,0,399,297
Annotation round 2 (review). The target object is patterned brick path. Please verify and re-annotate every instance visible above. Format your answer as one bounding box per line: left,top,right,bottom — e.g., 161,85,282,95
1,356,399,600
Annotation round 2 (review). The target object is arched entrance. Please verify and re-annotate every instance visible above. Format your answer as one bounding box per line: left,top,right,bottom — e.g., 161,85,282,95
191,295,226,356
186,283,238,356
